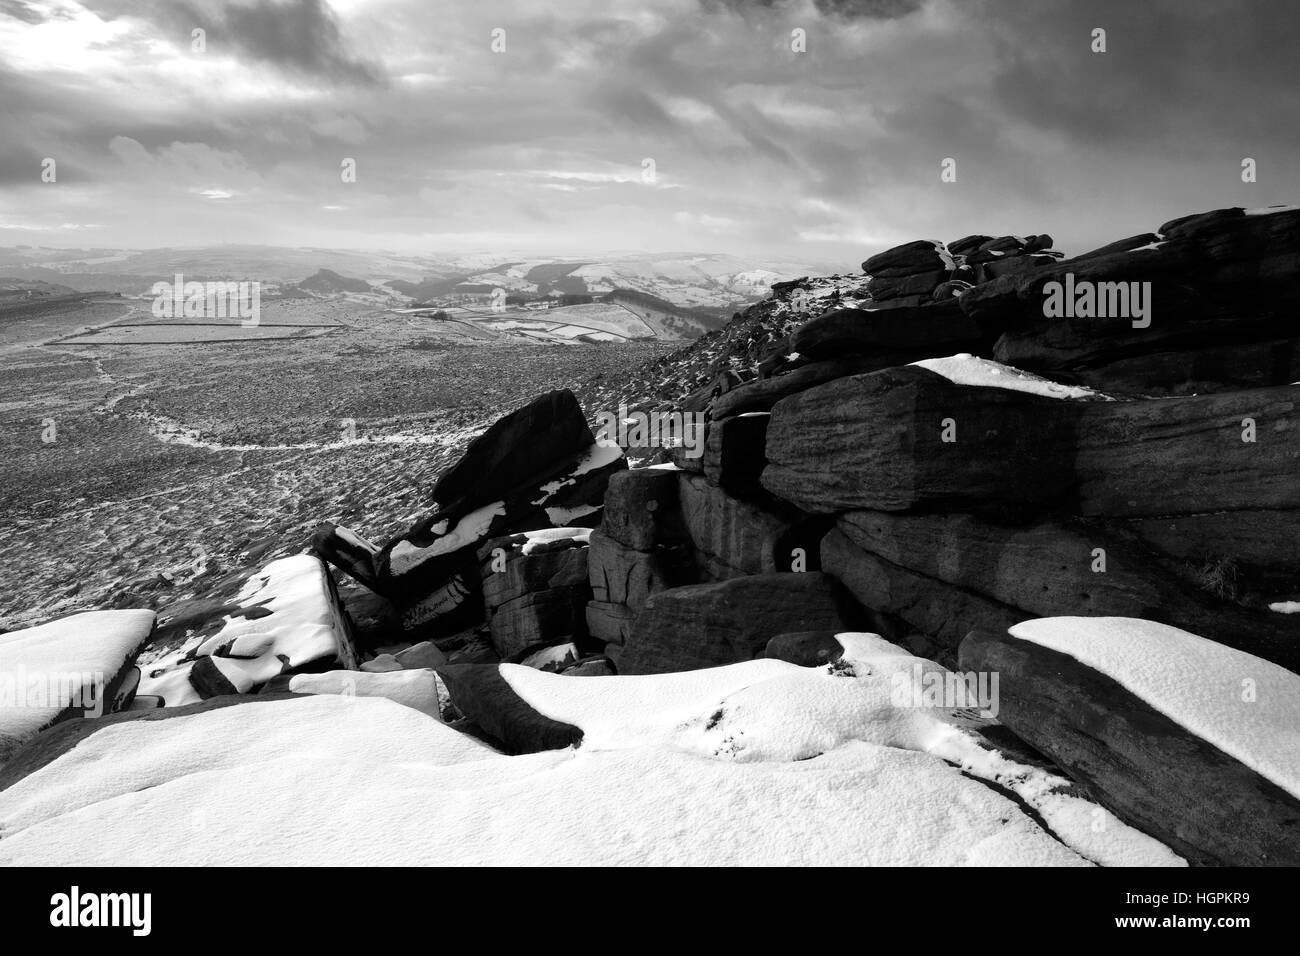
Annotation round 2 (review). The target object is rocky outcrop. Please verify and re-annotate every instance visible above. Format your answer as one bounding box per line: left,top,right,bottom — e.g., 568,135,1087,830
961,207,1300,394
314,389,627,641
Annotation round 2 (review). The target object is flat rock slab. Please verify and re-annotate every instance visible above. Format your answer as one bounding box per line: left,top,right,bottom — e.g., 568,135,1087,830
960,621,1300,866
618,572,865,675
1,609,156,763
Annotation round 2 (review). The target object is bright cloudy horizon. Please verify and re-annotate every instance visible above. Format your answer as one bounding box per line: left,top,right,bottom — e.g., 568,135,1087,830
1,0,1298,262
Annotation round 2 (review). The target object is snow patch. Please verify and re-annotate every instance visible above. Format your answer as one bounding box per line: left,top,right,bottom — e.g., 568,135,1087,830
911,353,1109,400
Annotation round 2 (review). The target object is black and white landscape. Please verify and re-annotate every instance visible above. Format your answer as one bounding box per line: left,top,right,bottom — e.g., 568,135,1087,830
1,0,1298,876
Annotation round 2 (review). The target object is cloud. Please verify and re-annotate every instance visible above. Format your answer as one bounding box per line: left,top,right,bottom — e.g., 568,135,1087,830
87,0,382,83
0,0,1297,259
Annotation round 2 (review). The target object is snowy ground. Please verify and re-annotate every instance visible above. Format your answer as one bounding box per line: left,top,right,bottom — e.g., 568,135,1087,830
0,633,1182,866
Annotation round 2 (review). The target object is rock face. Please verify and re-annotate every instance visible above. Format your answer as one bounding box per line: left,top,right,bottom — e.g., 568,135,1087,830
1073,384,1298,517
835,510,1300,671
961,623,1300,866
617,573,865,674
763,365,1082,514
478,529,593,660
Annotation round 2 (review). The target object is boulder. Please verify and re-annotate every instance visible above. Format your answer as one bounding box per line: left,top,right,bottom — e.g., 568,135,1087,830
932,279,974,301
867,268,949,300
396,559,482,640
1072,233,1162,261
618,573,866,674
763,631,845,667
377,439,624,608
791,301,987,359
862,239,951,277
762,365,1082,514
961,619,1300,866
431,389,595,513
434,663,582,754
949,235,994,257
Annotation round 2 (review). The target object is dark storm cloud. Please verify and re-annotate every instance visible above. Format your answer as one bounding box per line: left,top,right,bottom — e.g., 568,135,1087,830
89,0,383,83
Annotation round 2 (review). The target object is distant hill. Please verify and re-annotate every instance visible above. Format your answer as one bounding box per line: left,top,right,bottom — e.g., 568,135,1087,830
297,269,372,295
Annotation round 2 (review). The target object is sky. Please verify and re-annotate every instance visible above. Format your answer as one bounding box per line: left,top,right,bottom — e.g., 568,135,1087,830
0,0,1297,262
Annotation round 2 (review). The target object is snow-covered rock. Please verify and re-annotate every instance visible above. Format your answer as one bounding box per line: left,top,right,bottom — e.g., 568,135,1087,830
962,618,1300,865
0,637,1178,866
1,609,155,762
137,555,352,707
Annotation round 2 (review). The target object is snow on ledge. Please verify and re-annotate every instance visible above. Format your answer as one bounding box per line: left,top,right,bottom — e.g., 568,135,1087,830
1009,617,1300,801
910,353,1110,400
